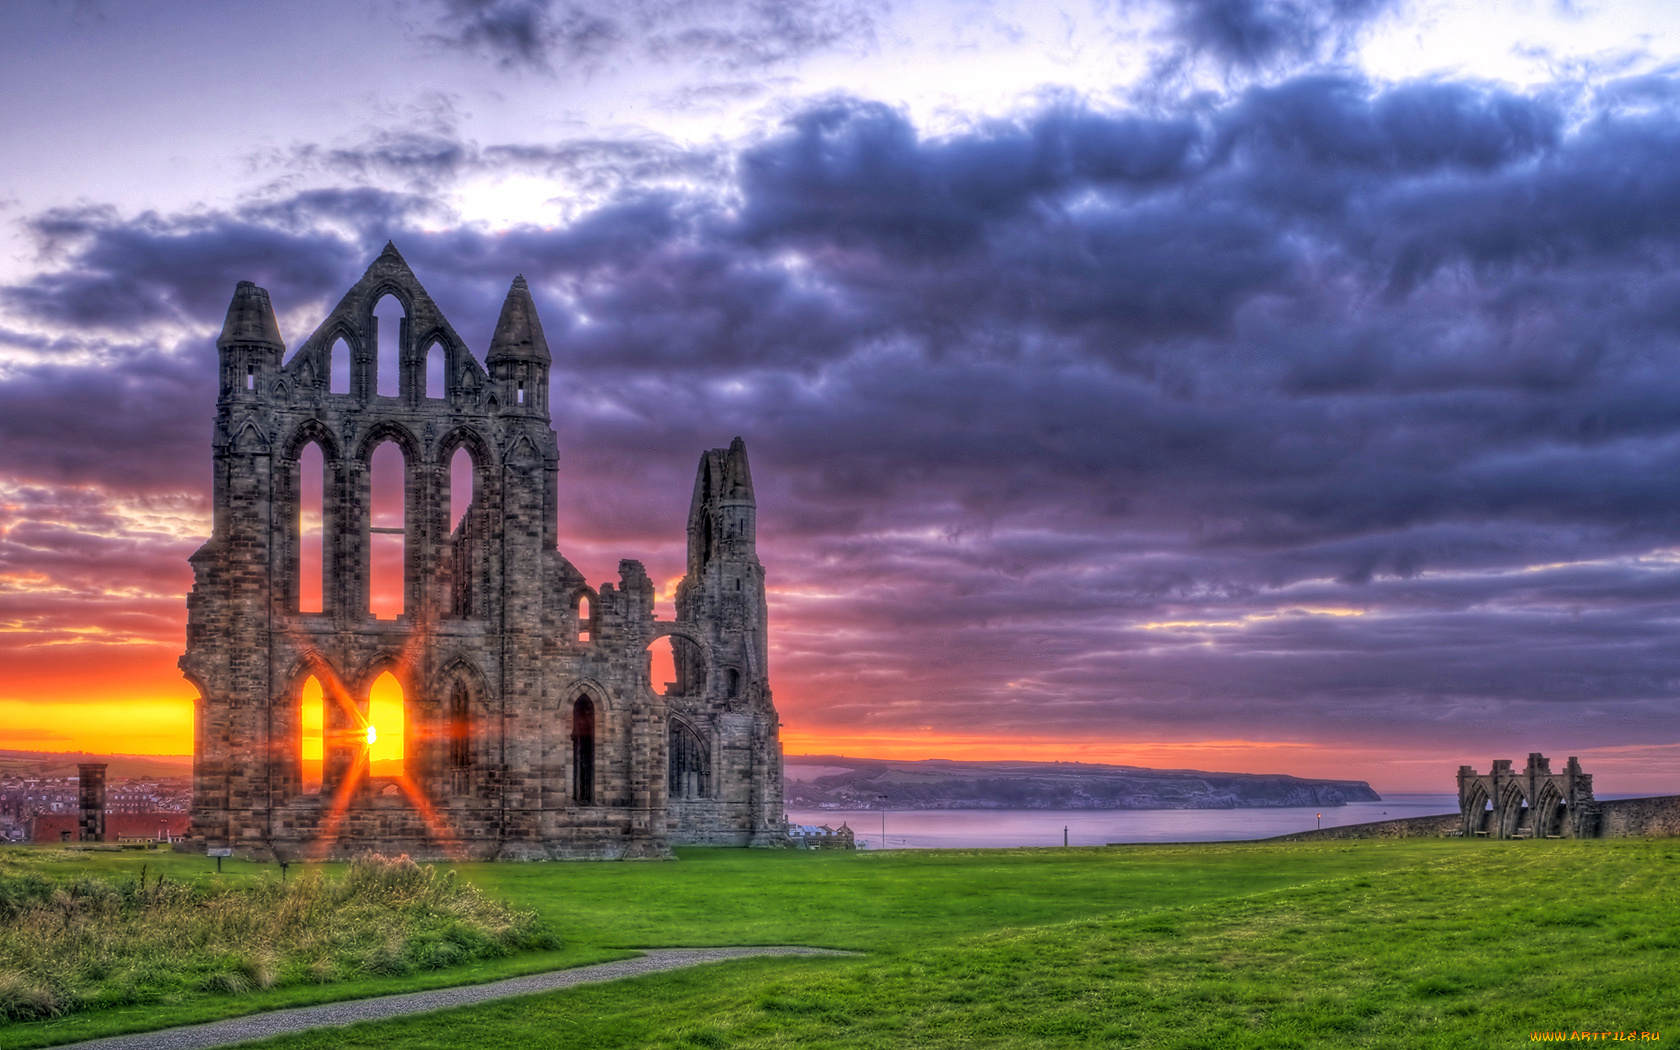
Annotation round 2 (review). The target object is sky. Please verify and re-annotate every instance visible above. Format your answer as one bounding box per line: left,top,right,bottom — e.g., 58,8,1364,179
2,0,1680,793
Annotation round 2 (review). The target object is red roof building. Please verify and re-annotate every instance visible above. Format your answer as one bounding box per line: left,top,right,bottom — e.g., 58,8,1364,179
30,812,190,844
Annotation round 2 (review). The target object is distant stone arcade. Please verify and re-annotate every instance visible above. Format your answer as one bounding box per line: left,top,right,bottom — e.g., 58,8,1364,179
1457,753,1598,839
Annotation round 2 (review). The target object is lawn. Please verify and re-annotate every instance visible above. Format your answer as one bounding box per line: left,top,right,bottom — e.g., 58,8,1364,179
1,839,1674,1049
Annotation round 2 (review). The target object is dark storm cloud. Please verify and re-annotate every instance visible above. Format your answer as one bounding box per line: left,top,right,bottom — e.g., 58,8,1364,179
1155,0,1400,71
0,337,212,491
4,203,375,331
8,69,1680,767
286,129,730,213
0,192,436,493
427,0,885,73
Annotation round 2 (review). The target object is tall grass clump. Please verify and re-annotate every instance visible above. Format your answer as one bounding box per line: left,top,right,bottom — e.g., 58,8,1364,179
0,853,559,1023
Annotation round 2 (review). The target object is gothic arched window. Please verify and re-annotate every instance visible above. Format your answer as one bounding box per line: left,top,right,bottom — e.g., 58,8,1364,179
669,720,710,800
572,697,595,805
447,681,472,795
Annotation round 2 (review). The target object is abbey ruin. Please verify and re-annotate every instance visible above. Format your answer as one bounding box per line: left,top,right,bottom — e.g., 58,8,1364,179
180,244,783,860
1457,753,1598,839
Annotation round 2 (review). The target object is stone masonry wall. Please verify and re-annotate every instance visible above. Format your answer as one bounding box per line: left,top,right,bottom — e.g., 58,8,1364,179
1270,795,1680,842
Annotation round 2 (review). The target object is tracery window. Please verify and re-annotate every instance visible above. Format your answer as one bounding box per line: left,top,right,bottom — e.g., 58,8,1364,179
669,721,710,800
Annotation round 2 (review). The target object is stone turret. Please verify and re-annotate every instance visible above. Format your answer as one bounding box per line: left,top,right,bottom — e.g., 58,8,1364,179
217,281,285,403
486,275,550,417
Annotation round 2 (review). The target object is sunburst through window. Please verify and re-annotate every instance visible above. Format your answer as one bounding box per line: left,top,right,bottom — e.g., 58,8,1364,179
367,671,404,778
299,676,324,795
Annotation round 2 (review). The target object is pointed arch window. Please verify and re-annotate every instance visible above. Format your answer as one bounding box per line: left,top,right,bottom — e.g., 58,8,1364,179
572,697,595,805
447,680,472,795
374,295,404,398
425,342,446,399
369,440,406,619
445,445,480,619
296,441,327,614
330,337,351,395
368,671,405,779
669,721,710,800
299,675,324,796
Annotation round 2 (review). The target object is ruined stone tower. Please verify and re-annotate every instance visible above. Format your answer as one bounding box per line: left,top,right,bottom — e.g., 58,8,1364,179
180,244,783,860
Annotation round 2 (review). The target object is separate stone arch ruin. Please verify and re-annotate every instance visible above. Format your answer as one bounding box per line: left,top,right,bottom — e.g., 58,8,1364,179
1457,753,1600,840
181,244,783,860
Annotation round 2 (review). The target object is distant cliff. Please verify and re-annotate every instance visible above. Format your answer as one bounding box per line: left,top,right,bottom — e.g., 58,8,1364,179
784,756,1380,810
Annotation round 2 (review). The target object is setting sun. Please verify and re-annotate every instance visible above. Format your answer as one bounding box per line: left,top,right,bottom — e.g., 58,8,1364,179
367,672,404,771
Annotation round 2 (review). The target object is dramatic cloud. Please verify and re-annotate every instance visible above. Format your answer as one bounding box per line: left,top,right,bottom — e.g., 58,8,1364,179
1157,0,1401,70
7,53,1680,784
428,0,886,72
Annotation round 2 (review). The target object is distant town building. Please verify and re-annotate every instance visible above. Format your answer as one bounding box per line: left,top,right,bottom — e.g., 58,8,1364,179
787,823,856,849
0,763,190,844
30,812,190,845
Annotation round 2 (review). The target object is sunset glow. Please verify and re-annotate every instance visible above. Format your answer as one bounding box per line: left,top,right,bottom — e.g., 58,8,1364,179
367,672,404,770
300,676,324,794
4,0,1680,799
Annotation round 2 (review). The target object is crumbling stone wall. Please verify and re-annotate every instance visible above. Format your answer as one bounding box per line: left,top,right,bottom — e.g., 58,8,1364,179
1276,795,1680,842
1457,753,1599,840
181,245,783,860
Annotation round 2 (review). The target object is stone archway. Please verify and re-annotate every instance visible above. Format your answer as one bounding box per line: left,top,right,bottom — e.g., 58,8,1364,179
645,625,711,699
1461,782,1492,837
1496,782,1530,839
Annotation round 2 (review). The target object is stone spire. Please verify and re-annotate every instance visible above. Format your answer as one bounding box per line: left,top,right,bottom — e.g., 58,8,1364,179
486,275,551,365
722,437,755,502
217,281,284,349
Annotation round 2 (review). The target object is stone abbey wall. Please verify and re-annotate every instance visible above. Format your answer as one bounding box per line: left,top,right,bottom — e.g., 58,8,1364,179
1274,796,1680,842
181,245,783,860
1274,754,1680,842
1456,753,1597,839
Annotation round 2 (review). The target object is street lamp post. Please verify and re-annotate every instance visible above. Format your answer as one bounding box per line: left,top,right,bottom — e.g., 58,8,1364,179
877,795,888,849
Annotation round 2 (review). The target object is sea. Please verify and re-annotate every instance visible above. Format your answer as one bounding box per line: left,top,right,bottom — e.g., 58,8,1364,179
786,794,1462,850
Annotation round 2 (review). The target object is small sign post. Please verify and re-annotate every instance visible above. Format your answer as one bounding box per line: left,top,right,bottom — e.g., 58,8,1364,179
208,847,232,873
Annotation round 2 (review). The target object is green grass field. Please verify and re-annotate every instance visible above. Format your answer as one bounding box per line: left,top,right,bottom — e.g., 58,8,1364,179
1,839,1674,1049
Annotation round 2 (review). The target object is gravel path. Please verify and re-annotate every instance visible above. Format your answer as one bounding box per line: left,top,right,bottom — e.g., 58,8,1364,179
53,947,858,1050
